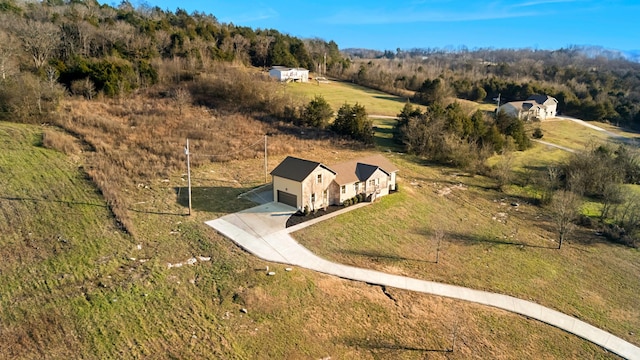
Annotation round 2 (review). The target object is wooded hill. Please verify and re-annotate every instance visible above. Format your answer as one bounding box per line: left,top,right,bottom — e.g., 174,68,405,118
342,47,640,128
0,0,348,121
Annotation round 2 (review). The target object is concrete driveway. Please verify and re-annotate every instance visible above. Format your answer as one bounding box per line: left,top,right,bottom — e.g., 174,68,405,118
218,201,295,238
206,202,640,359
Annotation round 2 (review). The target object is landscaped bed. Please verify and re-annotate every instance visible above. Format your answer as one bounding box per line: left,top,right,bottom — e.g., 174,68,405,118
286,205,345,228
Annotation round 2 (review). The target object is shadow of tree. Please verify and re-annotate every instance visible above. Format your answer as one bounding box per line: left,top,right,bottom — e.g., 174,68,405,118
338,248,436,264
341,336,450,354
429,229,556,249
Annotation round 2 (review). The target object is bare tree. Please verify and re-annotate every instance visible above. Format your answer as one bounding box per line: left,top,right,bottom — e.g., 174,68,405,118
493,150,514,191
549,190,581,249
172,86,191,115
14,20,60,69
232,34,250,64
255,35,274,69
0,29,18,81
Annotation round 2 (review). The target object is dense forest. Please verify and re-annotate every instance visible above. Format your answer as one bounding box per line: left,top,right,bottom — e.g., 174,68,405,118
342,47,640,128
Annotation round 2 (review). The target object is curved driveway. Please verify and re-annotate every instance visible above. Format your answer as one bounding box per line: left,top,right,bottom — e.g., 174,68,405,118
206,202,640,359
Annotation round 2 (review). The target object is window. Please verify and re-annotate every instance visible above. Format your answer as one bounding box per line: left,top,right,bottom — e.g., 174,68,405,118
316,174,322,183
369,179,375,187
341,185,346,194
311,193,316,203
354,183,359,192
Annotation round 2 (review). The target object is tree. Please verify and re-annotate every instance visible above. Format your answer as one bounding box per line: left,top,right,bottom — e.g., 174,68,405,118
172,86,191,115
332,103,373,144
492,150,514,191
14,19,60,69
254,35,274,69
0,29,18,81
549,190,581,249
302,95,333,129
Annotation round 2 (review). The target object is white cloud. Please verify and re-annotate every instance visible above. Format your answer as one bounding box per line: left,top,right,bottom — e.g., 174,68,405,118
220,7,278,24
322,5,538,25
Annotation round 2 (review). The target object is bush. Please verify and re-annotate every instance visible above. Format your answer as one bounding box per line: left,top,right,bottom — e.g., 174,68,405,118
352,196,359,204
343,199,351,207
532,127,544,139
357,193,365,202
303,205,310,216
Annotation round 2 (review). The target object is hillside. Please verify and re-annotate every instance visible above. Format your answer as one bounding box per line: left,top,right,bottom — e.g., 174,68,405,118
2,120,631,359
0,1,638,358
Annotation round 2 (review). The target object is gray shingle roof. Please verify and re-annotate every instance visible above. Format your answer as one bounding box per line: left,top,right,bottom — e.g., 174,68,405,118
331,154,399,185
270,156,335,182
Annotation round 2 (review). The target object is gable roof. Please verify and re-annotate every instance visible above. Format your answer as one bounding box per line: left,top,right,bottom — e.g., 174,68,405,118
331,155,399,185
527,94,558,106
503,101,542,112
270,156,335,182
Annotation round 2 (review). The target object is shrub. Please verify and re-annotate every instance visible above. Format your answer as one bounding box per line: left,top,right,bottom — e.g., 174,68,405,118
352,196,359,204
343,199,351,207
532,127,544,139
303,205,310,216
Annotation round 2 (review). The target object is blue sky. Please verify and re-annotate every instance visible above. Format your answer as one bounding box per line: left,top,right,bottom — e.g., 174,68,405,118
134,0,639,51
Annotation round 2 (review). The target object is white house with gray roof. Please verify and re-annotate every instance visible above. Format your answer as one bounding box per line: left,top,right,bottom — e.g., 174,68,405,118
499,94,558,120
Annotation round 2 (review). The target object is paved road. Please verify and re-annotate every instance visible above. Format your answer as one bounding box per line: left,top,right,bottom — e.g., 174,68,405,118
206,202,640,359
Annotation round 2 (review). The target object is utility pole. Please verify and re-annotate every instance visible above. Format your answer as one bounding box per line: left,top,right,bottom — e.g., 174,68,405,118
264,135,268,183
323,52,327,76
184,139,192,216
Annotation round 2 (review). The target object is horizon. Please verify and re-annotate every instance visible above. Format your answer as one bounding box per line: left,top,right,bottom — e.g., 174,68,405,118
117,0,639,53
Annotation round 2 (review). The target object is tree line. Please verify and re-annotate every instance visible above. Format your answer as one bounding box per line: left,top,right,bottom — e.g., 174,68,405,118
339,47,640,128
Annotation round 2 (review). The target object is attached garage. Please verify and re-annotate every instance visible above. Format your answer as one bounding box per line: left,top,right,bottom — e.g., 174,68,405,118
277,190,297,208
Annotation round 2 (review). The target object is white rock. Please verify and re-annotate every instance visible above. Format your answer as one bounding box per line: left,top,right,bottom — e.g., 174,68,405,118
186,258,197,265
267,271,276,276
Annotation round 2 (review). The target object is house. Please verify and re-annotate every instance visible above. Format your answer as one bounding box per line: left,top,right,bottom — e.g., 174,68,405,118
499,94,558,121
271,154,399,211
328,154,399,205
268,66,309,83
270,156,336,210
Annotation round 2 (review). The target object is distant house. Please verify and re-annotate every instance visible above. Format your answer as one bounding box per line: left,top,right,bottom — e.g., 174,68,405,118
499,95,558,121
270,155,399,210
268,66,309,83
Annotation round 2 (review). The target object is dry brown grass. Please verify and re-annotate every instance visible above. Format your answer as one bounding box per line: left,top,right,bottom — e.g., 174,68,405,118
51,65,362,234
41,129,82,155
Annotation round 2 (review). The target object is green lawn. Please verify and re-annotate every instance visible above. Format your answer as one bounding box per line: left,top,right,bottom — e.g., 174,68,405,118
286,80,415,116
536,120,611,151
294,154,640,351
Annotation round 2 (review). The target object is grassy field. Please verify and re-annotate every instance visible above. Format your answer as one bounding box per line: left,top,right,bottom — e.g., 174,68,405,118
286,80,496,118
536,119,611,151
294,153,640,352
286,80,411,116
1,121,624,359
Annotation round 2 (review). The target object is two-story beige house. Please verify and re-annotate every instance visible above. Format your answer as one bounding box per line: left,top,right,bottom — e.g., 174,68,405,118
270,156,336,210
271,154,398,210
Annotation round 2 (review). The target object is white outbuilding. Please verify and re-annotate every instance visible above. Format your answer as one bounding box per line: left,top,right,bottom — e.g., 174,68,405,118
269,66,309,82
